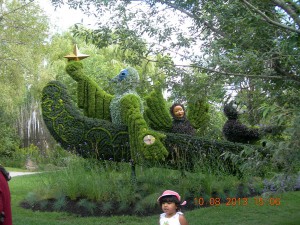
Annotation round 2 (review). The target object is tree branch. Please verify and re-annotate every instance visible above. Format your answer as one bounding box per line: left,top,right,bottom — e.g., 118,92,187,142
187,63,294,81
241,0,300,34
142,57,300,83
0,0,34,19
272,0,300,27
155,0,228,38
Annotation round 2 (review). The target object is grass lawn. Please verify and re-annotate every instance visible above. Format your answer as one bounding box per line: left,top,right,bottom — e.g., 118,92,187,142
6,167,28,172
9,172,300,225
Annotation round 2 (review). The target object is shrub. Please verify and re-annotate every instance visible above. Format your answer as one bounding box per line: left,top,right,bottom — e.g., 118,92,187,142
21,157,269,217
77,199,96,214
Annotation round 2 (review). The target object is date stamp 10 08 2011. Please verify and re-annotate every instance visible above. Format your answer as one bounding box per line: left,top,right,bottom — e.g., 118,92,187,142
194,197,281,207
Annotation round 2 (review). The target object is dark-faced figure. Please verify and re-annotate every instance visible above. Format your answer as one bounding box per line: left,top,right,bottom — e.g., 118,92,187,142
222,103,260,144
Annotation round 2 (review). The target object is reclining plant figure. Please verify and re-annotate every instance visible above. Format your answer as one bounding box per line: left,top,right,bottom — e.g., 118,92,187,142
42,45,183,163
42,45,261,174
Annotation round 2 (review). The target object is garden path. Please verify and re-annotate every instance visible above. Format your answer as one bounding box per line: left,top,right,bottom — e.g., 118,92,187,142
9,172,41,177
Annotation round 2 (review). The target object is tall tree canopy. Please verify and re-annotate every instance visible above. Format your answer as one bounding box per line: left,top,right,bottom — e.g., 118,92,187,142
49,0,300,81
50,0,300,103
49,0,300,172
0,0,49,155
0,0,49,113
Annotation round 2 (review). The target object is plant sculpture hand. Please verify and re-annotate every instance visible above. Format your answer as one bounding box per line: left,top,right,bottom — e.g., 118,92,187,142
66,61,168,161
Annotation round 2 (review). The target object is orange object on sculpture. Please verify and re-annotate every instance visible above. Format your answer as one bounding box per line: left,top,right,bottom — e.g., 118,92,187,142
64,44,89,61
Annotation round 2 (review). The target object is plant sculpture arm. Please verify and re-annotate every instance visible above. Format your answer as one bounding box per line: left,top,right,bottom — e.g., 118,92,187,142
65,61,113,121
144,84,172,132
120,93,168,161
187,98,210,130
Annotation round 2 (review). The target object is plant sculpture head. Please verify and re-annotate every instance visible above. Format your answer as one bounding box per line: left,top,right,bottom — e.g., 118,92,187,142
223,102,239,120
111,67,140,95
170,103,186,120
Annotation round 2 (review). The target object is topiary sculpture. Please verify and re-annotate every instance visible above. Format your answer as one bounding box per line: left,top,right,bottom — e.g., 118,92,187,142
64,60,168,162
169,103,196,136
41,45,263,174
222,102,260,144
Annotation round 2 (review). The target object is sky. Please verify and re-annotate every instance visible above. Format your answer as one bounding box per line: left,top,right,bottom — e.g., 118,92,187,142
37,0,96,34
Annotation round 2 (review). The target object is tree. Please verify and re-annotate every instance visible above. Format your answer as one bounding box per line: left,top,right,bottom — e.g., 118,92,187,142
0,0,49,154
48,0,299,132
0,0,49,112
49,0,299,109
49,0,299,80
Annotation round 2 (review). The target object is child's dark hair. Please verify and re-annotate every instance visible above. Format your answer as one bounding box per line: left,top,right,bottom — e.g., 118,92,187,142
0,165,11,181
159,195,181,211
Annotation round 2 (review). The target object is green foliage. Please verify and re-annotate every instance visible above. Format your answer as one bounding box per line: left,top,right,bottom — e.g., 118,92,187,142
164,132,259,175
46,1,300,173
258,93,300,174
66,61,113,120
77,199,97,214
27,157,267,216
267,113,300,174
0,124,19,158
72,24,148,66
0,0,60,162
41,80,130,161
101,201,113,214
187,98,210,131
0,144,38,169
120,93,168,161
40,144,75,168
56,0,300,85
11,173,300,225
263,173,299,194
0,0,49,115
24,192,40,208
53,196,67,211
200,105,225,140
1,143,75,170
144,84,172,132
221,146,271,177
41,79,265,174
34,157,136,207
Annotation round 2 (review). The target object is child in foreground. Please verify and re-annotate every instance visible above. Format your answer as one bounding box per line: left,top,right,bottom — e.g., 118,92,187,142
157,190,188,225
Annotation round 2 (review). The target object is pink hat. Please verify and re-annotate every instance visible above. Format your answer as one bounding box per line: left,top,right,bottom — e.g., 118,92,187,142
157,190,187,205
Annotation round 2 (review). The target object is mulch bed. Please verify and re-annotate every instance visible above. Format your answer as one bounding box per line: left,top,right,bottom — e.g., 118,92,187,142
20,196,198,217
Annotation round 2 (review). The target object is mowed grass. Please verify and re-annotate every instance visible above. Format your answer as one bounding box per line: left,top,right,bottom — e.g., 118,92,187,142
9,172,300,225
6,167,28,172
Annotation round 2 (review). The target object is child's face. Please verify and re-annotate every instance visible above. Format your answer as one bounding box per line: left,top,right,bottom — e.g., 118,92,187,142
161,202,177,217
173,105,184,118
